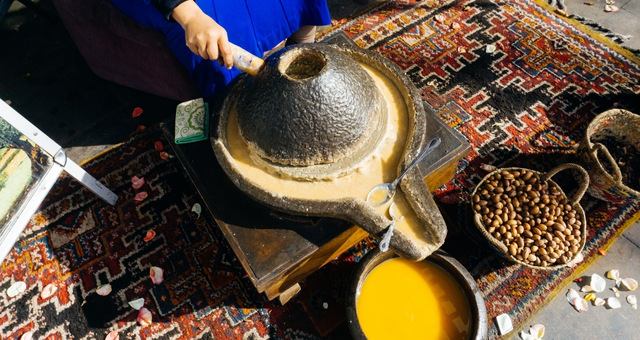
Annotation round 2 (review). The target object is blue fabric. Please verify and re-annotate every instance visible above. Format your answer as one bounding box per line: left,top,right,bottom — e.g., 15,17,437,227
110,0,331,98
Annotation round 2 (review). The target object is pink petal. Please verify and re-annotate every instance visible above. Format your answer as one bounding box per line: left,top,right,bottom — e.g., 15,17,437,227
131,176,145,190
131,107,144,118
105,330,119,340
137,307,152,327
40,283,58,300
154,141,164,152
159,152,170,161
143,230,156,243
134,191,148,203
149,266,164,285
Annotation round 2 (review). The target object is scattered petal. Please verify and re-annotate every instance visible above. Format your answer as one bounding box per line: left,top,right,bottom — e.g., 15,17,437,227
136,125,146,133
597,248,607,256
627,295,637,307
322,302,329,309
594,297,606,306
619,278,638,291
143,230,156,243
96,284,112,296
7,281,27,298
134,191,148,203
451,22,461,30
496,313,513,335
128,298,145,310
606,297,621,309
105,330,119,340
131,107,144,118
434,14,446,23
485,44,496,54
590,274,606,292
137,307,153,327
530,324,545,338
40,283,58,299
150,266,164,285
191,203,202,218
457,46,467,54
566,288,580,303
606,269,620,280
159,152,170,161
574,277,584,284
580,285,593,293
154,141,164,152
519,331,537,340
571,297,589,312
131,176,145,190
20,331,33,340
571,252,584,265
584,293,596,302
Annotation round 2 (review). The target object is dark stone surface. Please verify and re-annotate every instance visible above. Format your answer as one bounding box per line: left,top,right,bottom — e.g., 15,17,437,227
236,44,384,167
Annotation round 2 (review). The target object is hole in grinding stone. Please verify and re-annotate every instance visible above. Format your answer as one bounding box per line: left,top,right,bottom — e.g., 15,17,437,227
281,49,327,80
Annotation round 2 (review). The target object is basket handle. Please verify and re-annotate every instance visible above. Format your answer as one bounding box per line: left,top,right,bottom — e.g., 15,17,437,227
590,143,623,184
542,163,590,205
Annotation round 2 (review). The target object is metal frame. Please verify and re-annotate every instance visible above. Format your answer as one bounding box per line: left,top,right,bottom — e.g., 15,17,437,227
0,99,118,263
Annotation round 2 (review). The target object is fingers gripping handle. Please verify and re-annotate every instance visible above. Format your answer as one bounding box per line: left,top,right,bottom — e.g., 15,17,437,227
229,43,264,77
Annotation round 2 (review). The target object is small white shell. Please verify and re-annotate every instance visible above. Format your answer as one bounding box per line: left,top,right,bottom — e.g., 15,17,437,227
627,295,637,307
580,285,593,292
606,269,620,280
128,298,145,310
571,297,589,312
96,284,112,296
590,274,606,293
566,288,580,303
496,313,513,335
607,297,621,309
7,281,27,298
594,297,606,306
619,278,638,291
40,283,58,300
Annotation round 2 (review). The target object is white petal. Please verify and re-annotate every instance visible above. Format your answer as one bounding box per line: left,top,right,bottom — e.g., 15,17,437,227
566,288,580,303
150,266,164,285
40,283,58,300
619,278,638,291
530,324,545,338
96,284,112,296
606,269,620,280
128,298,145,310
496,313,513,335
594,297,606,306
590,274,606,293
486,44,497,53
7,281,27,298
627,295,637,306
607,297,621,309
519,331,537,340
571,297,588,312
20,331,33,340
191,203,202,218
580,285,593,293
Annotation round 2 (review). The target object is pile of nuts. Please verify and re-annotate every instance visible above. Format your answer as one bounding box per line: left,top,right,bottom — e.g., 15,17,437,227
472,169,583,267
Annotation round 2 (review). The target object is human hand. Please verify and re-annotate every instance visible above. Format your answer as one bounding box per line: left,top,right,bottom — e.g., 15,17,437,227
172,1,234,68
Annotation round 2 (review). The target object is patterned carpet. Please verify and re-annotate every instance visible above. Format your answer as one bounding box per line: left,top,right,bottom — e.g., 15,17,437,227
2,0,640,339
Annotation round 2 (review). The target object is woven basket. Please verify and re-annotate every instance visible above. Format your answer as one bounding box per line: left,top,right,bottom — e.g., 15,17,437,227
579,109,640,203
471,164,589,270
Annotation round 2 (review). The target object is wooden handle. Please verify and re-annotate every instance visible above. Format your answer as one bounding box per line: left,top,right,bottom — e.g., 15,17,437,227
229,43,264,76
542,163,590,205
591,143,623,184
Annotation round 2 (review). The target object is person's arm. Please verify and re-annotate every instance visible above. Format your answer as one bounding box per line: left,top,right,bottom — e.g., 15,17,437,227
158,0,234,68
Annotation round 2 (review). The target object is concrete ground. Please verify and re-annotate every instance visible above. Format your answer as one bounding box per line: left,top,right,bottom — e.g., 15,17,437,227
1,1,639,339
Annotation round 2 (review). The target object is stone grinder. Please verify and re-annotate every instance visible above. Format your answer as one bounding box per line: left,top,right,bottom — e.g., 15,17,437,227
212,42,448,260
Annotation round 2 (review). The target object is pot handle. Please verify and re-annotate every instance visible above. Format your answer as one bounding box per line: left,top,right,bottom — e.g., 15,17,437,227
591,143,624,184
541,163,590,205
